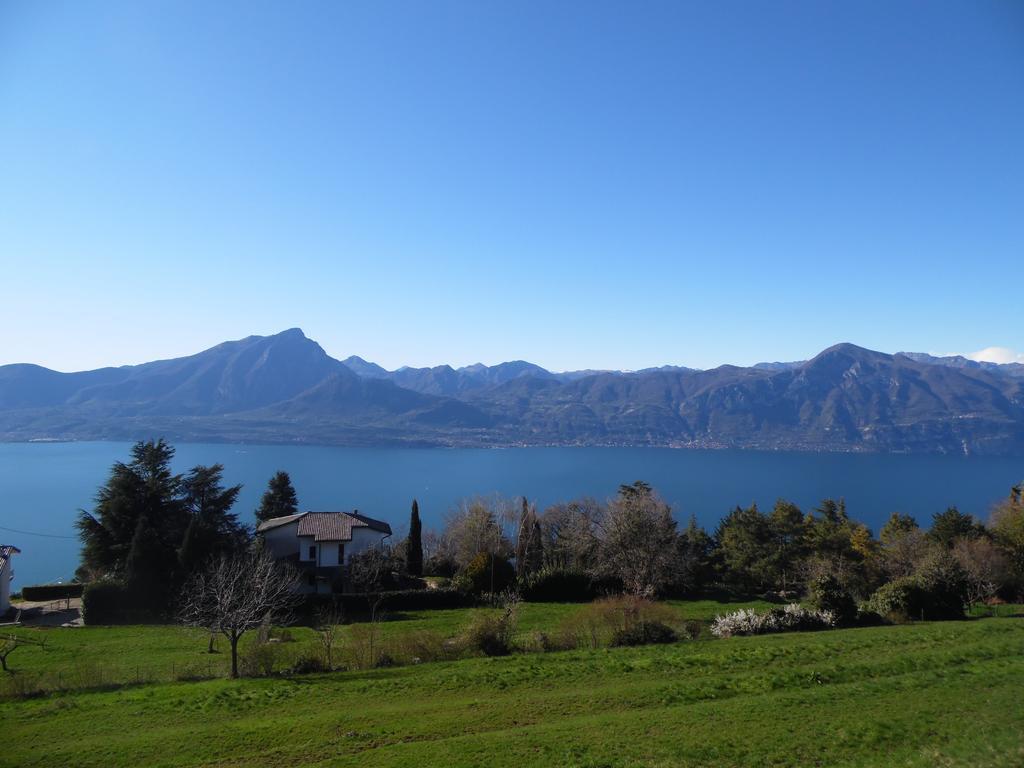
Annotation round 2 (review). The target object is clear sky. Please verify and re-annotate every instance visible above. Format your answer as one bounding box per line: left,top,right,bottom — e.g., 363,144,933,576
2,1,1022,373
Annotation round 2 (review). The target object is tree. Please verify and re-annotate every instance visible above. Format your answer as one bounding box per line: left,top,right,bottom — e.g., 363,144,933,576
179,464,246,574
989,483,1024,581
255,471,299,523
598,482,678,596
676,515,714,594
125,515,176,616
76,439,187,581
514,498,544,579
539,498,602,571
879,513,919,545
715,504,775,590
880,526,934,580
443,497,512,569
179,551,299,678
953,536,1012,609
406,499,423,577
349,547,397,593
929,507,982,548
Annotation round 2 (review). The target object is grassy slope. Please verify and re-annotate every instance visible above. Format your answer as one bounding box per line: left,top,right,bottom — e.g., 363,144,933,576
2,598,777,687
4,619,1024,768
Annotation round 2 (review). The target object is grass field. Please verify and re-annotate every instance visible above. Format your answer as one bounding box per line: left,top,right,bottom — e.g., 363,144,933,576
1,597,778,691
3,618,1023,767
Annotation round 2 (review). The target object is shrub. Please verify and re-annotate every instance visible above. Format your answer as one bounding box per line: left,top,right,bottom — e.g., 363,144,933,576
710,604,836,638
807,574,858,626
21,583,85,602
288,654,328,675
459,600,518,657
82,581,134,625
239,641,282,677
557,596,680,649
457,552,515,595
519,568,594,602
610,621,677,647
866,555,968,622
296,588,474,622
865,577,925,622
389,630,453,664
916,551,969,620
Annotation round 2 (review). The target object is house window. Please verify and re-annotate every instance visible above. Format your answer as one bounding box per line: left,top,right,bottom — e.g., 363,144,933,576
308,545,316,560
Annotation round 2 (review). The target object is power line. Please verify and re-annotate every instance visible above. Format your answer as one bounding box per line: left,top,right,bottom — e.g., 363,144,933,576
0,524,77,540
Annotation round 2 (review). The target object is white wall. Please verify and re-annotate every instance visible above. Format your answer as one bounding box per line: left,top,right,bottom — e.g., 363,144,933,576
319,542,340,567
343,528,389,564
262,522,300,559
0,561,11,615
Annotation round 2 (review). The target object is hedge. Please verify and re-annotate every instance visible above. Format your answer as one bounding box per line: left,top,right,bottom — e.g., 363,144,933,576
298,588,475,621
519,568,595,602
81,581,159,624
21,583,85,602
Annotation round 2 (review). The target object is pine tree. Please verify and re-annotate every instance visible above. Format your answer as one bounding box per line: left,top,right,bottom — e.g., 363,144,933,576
125,515,175,617
406,499,423,577
255,471,299,523
179,464,246,572
76,438,187,581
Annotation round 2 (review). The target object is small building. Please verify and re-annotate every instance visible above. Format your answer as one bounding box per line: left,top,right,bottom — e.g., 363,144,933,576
0,545,20,616
256,511,391,594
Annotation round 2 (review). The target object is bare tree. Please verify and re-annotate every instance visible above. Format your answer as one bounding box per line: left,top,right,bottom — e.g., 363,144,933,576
443,496,514,568
881,528,934,580
1,634,45,672
315,602,345,670
540,498,603,571
597,482,678,597
179,551,299,678
953,536,1012,610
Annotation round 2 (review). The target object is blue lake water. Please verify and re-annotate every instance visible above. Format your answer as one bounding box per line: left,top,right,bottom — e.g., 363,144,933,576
1,441,1021,590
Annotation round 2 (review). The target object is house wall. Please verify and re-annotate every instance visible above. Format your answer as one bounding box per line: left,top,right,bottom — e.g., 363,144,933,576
0,561,11,615
343,528,389,564
319,541,340,567
262,522,300,559
299,536,317,562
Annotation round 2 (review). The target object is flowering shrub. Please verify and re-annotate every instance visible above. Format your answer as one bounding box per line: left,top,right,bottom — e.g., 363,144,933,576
710,604,836,638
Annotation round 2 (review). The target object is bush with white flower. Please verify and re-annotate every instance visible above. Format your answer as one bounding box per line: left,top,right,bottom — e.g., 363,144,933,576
711,604,836,638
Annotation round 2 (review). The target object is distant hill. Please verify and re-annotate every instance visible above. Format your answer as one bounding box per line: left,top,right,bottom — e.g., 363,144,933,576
2,331,1023,454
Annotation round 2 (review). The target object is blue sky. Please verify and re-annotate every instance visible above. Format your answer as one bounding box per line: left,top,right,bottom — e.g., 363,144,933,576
1,1,1022,372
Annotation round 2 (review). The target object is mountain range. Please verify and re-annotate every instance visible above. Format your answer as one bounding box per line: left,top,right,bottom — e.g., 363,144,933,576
2,329,1023,454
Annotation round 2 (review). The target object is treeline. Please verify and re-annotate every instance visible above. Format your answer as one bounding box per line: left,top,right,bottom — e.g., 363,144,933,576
388,479,1024,622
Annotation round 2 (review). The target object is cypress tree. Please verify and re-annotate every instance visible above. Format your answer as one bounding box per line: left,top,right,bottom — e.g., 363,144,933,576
406,499,423,577
255,471,299,523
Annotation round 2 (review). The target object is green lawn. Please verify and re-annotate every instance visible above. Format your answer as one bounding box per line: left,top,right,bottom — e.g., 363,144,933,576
1,597,779,693
3,619,1023,767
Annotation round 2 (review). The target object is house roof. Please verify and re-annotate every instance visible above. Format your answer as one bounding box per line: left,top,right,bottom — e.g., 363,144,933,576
0,545,20,575
256,511,391,541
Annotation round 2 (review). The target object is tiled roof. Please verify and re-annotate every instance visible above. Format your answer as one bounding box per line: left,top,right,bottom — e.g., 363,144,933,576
257,512,392,541
254,513,304,533
0,545,20,574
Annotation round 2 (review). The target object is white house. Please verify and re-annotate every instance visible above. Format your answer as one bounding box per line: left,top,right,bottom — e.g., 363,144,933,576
256,511,392,594
0,545,19,616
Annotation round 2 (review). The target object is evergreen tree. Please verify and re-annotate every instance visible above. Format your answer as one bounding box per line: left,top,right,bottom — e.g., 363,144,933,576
76,438,187,581
929,507,983,548
406,499,424,577
179,464,246,573
879,512,919,545
255,471,299,523
125,515,175,617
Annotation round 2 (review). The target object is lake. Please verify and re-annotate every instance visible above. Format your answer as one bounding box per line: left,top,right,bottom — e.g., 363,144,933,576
2,441,1021,590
